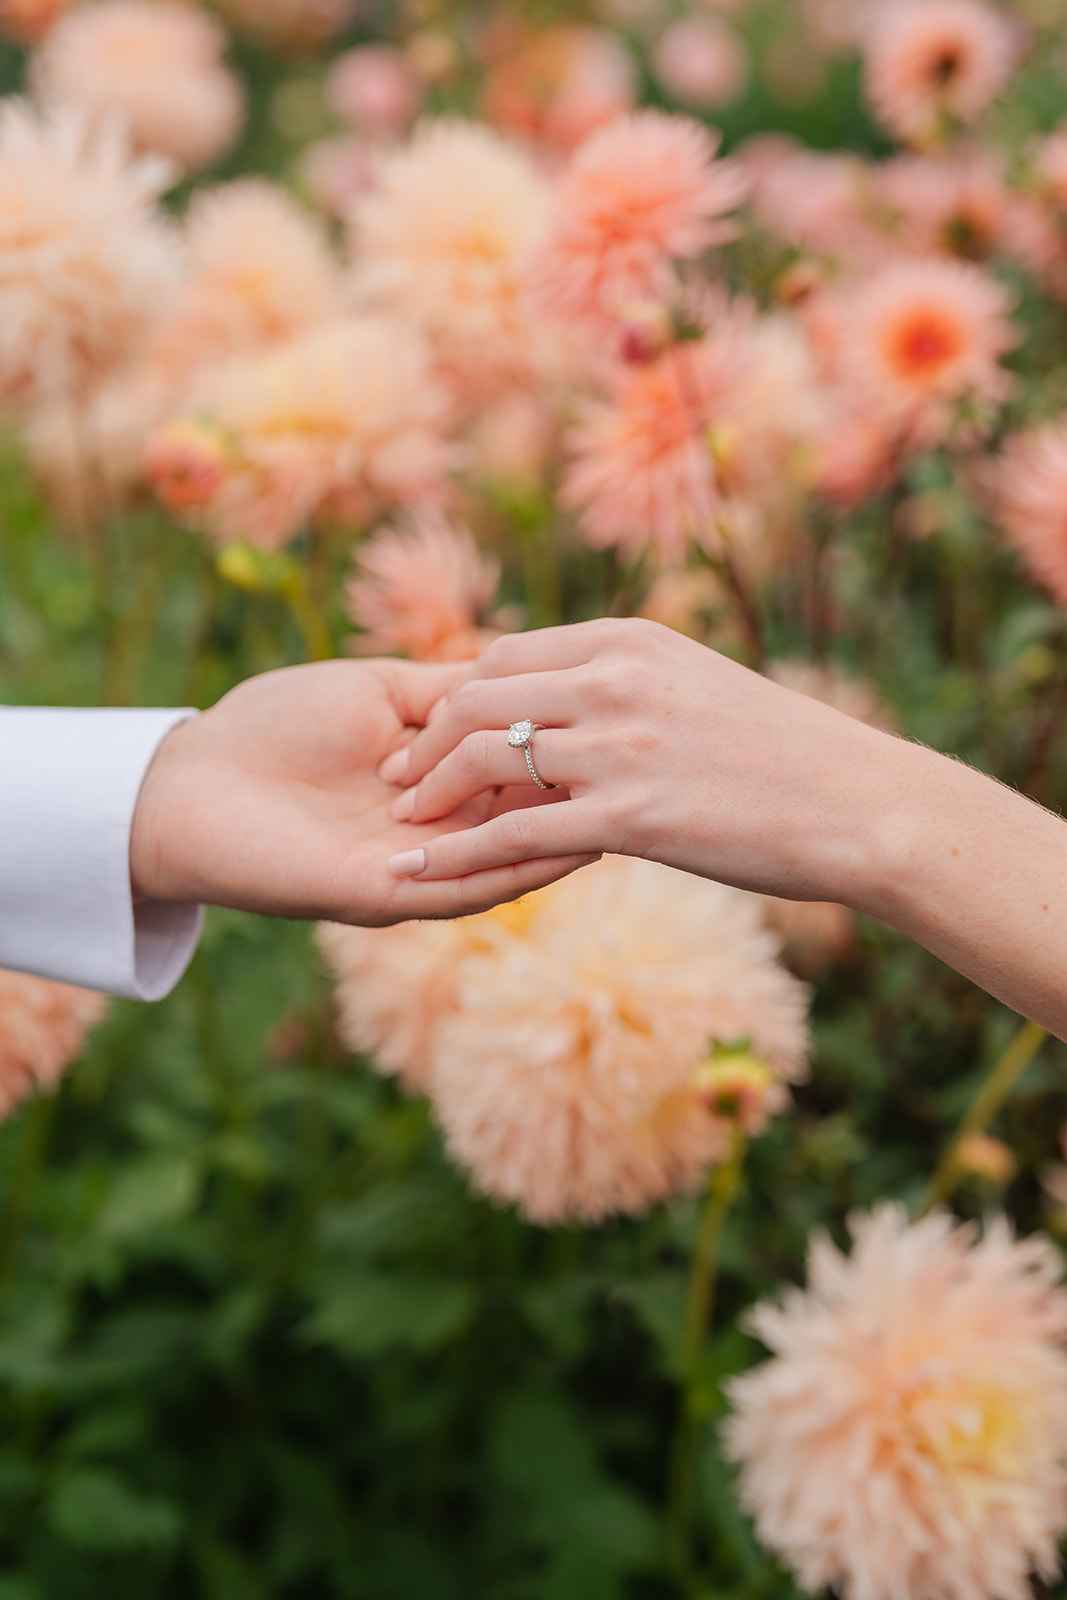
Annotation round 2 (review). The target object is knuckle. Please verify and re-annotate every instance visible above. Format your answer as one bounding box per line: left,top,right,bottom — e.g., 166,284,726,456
460,730,494,776
504,810,537,855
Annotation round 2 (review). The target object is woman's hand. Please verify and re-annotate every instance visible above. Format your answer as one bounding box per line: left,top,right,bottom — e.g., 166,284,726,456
129,658,598,926
380,618,1067,1039
380,619,897,904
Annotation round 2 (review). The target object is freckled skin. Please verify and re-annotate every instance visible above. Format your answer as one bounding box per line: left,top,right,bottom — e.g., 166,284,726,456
389,618,1067,1041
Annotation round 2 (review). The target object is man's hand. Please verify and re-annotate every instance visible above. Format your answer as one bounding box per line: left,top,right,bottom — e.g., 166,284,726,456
129,659,598,926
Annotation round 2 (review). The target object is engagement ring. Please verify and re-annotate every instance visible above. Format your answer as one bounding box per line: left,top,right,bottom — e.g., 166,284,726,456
508,721,556,790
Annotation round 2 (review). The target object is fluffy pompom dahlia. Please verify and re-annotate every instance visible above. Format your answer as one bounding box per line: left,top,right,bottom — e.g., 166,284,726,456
725,1204,1067,1600
0,100,177,408
149,318,452,548
993,421,1067,610
32,0,244,173
863,0,1024,149
351,120,552,392
320,855,809,1226
533,110,746,328
346,513,502,662
0,969,107,1120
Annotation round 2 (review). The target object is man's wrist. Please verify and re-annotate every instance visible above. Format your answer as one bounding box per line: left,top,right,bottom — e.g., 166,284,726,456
129,715,201,904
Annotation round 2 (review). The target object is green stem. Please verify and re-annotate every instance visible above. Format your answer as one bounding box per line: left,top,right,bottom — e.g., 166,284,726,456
919,1019,1047,1217
668,1130,747,1590
519,516,562,631
284,570,333,662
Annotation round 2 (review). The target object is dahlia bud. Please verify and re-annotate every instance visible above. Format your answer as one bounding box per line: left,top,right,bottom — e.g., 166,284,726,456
145,417,230,515
954,1132,1017,1187
693,1044,787,1137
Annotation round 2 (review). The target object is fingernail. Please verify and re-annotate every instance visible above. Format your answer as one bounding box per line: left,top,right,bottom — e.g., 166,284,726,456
388,848,426,878
378,748,410,785
428,695,448,724
390,786,417,821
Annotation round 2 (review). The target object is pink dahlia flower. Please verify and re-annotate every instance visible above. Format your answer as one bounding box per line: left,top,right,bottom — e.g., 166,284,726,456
725,1204,1067,1600
32,0,244,173
320,855,808,1226
651,16,750,111
327,46,421,137
864,0,1025,148
878,149,1018,262
993,421,1067,610
0,100,177,408
0,969,107,1120
0,0,71,41
480,24,636,156
345,513,502,662
533,110,746,329
833,256,1018,449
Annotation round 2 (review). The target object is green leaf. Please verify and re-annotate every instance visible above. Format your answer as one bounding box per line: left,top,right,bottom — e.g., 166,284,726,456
48,1469,182,1551
302,1275,475,1357
96,1155,200,1238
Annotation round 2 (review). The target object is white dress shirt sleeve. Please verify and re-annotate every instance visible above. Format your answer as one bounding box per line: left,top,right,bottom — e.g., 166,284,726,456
0,708,205,1000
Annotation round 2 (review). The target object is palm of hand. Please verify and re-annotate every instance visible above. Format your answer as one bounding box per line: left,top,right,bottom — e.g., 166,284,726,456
132,659,575,927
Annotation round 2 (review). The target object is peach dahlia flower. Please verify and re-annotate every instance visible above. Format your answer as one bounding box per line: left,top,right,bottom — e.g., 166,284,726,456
32,0,244,173
725,1205,1067,1600
345,513,501,662
0,970,107,1121
993,421,1067,610
217,0,354,49
533,110,746,329
833,257,1017,449
351,119,551,392
480,24,636,156
864,0,1024,149
149,318,451,548
0,100,177,408
320,855,809,1226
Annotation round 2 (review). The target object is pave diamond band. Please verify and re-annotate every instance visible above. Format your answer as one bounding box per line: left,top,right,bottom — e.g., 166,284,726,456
507,721,556,790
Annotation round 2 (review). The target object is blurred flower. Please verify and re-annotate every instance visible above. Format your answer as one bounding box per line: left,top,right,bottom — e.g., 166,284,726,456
144,416,231,515
466,390,555,486
217,0,354,50
0,970,107,1121
693,1046,787,1137
148,318,452,547
637,566,724,636
993,421,1067,609
0,100,176,409
345,512,501,661
326,46,422,137
480,22,635,157
300,135,379,219
0,0,71,41
533,110,746,330
740,137,881,269
32,0,244,173
725,1205,1067,1600
761,897,854,978
320,856,809,1225
832,257,1018,449
351,119,552,394
863,0,1025,149
651,16,750,110
167,178,344,364
956,1132,1017,1187
765,658,896,732
562,324,742,564
878,148,1018,261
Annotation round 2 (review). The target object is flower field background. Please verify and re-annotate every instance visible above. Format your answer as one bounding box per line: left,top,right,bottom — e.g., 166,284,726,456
5,0,1067,1596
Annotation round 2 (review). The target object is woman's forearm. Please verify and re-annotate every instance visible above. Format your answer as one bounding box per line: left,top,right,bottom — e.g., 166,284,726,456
853,738,1067,1038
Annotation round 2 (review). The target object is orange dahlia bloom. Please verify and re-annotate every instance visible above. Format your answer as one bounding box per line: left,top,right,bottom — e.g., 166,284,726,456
345,513,502,662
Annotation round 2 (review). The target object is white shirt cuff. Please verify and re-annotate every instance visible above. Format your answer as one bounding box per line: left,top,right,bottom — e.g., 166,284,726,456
0,708,205,999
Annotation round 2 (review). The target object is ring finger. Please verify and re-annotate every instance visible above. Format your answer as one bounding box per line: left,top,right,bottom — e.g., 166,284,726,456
391,727,576,825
